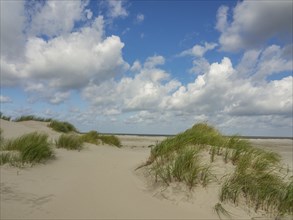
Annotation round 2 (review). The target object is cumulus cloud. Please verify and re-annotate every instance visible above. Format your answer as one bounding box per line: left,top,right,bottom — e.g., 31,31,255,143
217,0,293,51
82,55,181,112
165,57,292,117
0,0,26,60
28,0,89,38
0,95,12,103
82,54,292,135
1,14,129,104
179,42,216,75
23,17,128,89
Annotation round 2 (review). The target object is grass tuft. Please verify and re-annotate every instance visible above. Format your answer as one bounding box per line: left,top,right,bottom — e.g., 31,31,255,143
214,202,232,219
81,131,121,147
56,134,83,150
49,120,77,133
1,132,54,164
14,115,52,122
98,135,121,147
0,112,11,121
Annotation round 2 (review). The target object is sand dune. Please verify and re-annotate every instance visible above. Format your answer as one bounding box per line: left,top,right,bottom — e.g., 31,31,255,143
0,119,292,219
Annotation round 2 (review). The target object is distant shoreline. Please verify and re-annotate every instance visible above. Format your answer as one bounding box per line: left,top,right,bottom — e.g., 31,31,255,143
101,133,293,140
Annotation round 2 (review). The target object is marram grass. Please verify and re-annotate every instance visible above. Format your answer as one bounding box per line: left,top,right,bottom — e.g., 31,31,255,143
49,120,77,133
56,134,83,150
1,132,54,164
140,122,293,217
82,131,121,147
14,115,51,122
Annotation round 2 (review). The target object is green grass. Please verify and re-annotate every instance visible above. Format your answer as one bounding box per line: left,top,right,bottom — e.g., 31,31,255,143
56,134,83,150
139,122,293,217
0,112,11,121
0,129,4,148
150,146,213,189
0,152,18,165
14,115,52,122
1,132,54,164
49,120,77,133
81,130,100,144
214,202,232,219
150,123,225,162
81,131,121,147
98,135,121,147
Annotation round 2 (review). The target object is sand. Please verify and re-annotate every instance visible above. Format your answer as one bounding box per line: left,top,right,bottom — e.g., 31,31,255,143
0,119,292,219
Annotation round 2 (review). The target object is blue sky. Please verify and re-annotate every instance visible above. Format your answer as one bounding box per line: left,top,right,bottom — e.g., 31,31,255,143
1,0,292,136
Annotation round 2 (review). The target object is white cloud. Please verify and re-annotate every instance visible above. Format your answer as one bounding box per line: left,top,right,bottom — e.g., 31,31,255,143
28,1,88,38
189,58,210,75
215,6,228,32
0,0,26,60
144,55,165,68
217,0,293,51
180,42,217,57
82,55,181,112
1,16,129,104
236,44,293,81
106,0,128,19
0,95,12,103
135,13,144,23
85,9,93,20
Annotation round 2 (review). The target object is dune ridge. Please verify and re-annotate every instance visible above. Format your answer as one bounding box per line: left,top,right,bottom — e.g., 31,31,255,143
0,119,292,219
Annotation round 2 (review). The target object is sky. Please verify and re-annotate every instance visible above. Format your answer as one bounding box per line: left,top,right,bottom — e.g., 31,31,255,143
0,0,292,137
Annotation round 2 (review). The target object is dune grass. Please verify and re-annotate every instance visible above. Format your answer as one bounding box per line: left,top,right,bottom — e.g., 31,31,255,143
1,132,54,164
81,131,121,147
140,122,293,217
81,130,100,144
49,120,77,133
214,202,232,220
0,129,3,148
0,112,11,121
98,135,121,147
56,134,83,150
14,115,52,122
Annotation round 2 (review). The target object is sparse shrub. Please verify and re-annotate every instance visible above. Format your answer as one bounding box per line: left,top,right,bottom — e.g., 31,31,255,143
14,115,52,122
56,134,83,150
49,120,77,133
2,132,54,164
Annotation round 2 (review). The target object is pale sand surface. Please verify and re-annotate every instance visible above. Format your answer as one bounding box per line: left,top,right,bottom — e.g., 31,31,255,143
0,119,292,219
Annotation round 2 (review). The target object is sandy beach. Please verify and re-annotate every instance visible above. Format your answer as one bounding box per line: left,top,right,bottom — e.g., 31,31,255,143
0,119,292,219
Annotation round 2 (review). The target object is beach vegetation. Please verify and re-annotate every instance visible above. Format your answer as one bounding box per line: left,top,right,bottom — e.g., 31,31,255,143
14,115,52,122
0,112,11,121
82,131,121,147
1,132,54,165
81,130,100,144
49,120,77,133
214,202,232,219
56,134,83,150
139,122,293,217
98,135,121,147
